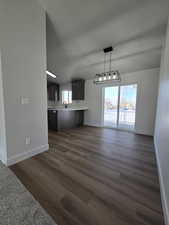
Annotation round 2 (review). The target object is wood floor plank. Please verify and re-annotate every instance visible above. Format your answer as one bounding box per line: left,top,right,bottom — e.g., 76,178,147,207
10,126,164,225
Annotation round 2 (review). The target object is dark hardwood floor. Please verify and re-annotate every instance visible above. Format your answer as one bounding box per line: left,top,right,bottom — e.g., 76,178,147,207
10,126,164,225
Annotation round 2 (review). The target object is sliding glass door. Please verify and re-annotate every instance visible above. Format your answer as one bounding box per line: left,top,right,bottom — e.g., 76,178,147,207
104,86,119,127
118,84,137,130
104,84,137,131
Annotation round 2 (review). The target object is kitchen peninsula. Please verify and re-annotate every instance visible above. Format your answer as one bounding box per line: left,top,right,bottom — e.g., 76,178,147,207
48,107,88,131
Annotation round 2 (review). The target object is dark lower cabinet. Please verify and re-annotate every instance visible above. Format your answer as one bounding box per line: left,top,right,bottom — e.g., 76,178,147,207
48,110,84,131
48,110,58,131
58,110,84,130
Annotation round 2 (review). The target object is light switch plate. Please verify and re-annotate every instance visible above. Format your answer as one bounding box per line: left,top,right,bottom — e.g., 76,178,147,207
21,97,29,105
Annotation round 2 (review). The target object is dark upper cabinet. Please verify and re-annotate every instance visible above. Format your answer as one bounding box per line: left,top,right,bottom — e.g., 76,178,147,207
47,82,60,101
72,79,85,100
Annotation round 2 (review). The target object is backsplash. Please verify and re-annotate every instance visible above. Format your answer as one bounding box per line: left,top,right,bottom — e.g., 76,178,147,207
48,100,87,108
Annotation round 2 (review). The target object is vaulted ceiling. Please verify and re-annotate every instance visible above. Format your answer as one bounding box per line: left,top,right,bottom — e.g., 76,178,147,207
39,0,169,83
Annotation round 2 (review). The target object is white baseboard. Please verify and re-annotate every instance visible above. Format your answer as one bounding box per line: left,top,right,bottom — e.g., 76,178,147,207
6,144,49,166
85,122,137,134
0,152,7,165
154,139,169,225
84,121,102,128
0,152,2,163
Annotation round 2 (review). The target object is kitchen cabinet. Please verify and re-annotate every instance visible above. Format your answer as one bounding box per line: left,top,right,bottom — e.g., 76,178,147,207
48,110,58,130
47,82,60,101
48,109,84,131
72,79,85,100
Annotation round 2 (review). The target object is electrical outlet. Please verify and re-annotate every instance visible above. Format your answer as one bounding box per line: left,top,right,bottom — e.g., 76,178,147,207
25,137,31,145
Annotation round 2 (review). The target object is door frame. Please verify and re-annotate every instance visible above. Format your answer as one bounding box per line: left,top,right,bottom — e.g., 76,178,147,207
101,83,138,132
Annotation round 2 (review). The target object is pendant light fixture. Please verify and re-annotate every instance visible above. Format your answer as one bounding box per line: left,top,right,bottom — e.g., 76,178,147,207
93,46,121,84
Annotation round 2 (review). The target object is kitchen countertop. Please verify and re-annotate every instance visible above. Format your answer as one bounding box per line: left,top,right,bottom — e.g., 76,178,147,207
0,161,57,225
48,107,88,111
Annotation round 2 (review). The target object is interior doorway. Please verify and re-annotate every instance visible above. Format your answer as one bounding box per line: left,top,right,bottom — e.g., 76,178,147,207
103,84,137,131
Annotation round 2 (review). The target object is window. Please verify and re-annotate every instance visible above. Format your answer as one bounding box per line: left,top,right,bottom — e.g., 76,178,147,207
62,90,72,104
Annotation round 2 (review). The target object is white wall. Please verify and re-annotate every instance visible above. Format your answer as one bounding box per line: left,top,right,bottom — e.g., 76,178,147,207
155,18,169,225
0,0,48,165
84,68,159,136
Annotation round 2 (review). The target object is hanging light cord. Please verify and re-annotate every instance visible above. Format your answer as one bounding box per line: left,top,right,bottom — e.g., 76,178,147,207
109,52,112,73
104,53,106,74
